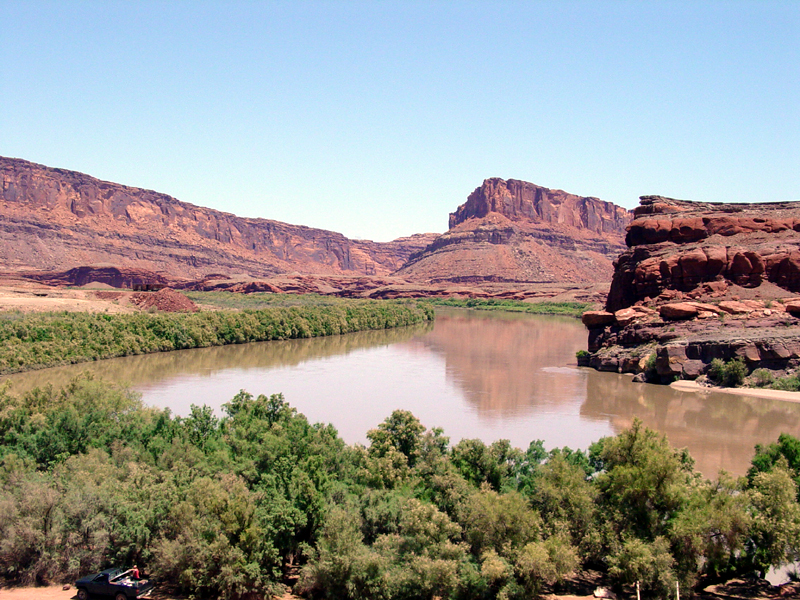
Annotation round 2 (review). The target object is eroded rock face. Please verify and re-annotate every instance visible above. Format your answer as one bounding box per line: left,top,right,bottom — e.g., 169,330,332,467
607,196,800,311
398,178,632,283
450,177,631,234
19,266,170,290
0,157,437,279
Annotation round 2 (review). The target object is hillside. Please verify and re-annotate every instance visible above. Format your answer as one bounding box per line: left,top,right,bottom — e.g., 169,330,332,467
0,157,437,279
1,158,631,295
397,177,631,283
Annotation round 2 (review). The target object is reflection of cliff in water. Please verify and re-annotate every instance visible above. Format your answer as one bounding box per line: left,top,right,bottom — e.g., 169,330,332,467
0,321,433,396
403,310,587,417
582,369,800,476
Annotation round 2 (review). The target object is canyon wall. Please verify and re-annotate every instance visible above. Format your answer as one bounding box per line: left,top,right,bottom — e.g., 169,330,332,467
582,195,800,383
0,157,436,279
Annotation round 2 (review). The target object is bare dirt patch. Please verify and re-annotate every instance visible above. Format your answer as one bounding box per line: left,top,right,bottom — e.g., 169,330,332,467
131,288,199,312
0,285,136,314
0,282,198,315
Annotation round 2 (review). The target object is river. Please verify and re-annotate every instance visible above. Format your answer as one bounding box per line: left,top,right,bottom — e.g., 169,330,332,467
4,308,800,477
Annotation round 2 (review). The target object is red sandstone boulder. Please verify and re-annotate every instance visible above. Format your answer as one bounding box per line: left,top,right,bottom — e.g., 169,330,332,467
718,301,753,314
660,303,699,320
582,311,616,327
685,301,722,314
671,217,707,243
784,300,800,316
614,308,639,327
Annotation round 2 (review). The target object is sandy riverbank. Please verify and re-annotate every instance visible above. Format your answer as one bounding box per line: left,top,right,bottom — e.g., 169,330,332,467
671,379,800,403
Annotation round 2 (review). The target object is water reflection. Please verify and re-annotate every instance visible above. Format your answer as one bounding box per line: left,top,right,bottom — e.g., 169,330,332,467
1,321,433,395
582,369,800,477
4,309,800,477
403,311,587,416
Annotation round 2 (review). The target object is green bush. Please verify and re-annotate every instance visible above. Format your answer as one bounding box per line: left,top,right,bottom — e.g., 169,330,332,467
750,368,775,388
708,357,748,387
3,378,800,598
770,375,800,392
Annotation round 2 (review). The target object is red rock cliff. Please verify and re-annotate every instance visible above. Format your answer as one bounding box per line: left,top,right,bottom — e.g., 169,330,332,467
0,157,436,278
398,178,632,284
449,178,630,235
607,195,800,311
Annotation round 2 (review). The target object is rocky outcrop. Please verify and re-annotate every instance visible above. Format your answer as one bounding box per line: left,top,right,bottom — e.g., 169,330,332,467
450,177,630,234
397,178,632,283
18,266,170,290
581,299,800,382
607,196,800,311
583,195,800,384
0,157,437,279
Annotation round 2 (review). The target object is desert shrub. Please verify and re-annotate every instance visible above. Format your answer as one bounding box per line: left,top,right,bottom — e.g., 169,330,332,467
422,298,591,318
749,368,775,388
643,352,658,381
770,374,800,392
708,358,748,387
4,378,800,597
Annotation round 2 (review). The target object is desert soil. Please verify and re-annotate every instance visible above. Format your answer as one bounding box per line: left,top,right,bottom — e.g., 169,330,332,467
0,586,597,600
672,379,800,403
3,581,796,600
0,281,138,314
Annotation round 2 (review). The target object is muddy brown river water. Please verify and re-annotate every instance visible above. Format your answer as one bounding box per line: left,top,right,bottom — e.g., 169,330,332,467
5,308,800,478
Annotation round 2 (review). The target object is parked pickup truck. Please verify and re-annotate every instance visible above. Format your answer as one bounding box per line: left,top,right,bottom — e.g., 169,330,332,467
75,567,154,600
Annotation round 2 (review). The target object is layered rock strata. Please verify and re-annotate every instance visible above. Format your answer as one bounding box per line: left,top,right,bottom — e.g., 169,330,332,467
397,178,631,283
608,195,800,311
0,157,437,279
583,196,800,383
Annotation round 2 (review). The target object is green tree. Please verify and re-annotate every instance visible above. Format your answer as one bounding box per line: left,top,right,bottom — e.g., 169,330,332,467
592,419,695,541
746,461,800,576
367,410,426,468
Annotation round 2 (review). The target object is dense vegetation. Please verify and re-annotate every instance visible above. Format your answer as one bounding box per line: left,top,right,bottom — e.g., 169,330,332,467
1,377,799,599
0,300,433,375
422,298,591,318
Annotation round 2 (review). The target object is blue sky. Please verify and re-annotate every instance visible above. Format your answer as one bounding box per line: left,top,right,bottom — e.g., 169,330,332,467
2,1,798,241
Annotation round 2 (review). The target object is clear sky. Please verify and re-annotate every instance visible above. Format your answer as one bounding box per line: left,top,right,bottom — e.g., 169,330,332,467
2,1,798,242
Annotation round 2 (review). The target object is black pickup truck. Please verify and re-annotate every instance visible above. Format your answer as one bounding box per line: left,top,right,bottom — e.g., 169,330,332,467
75,568,154,600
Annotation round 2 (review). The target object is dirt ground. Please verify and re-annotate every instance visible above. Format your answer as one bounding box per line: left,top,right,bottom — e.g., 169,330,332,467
0,281,138,314
0,586,599,600
672,379,800,403
2,581,797,600
0,282,198,314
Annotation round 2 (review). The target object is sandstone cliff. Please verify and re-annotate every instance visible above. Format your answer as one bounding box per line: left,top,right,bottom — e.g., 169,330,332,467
607,196,800,311
0,157,437,279
397,178,631,283
582,196,800,383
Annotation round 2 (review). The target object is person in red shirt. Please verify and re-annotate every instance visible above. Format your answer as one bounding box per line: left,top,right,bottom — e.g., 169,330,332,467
132,566,140,580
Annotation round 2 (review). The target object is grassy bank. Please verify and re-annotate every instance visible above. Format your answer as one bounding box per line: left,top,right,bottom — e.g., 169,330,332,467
422,297,592,317
0,299,433,375
183,290,350,310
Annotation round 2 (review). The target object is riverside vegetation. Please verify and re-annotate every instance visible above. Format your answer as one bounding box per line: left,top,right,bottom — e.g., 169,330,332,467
422,298,591,318
1,377,800,599
0,298,433,375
